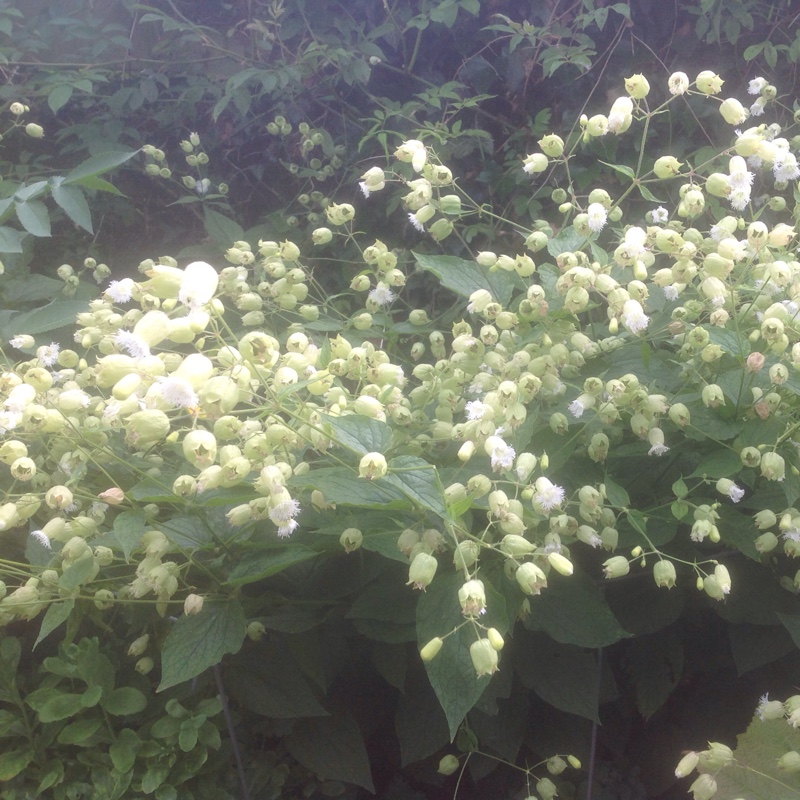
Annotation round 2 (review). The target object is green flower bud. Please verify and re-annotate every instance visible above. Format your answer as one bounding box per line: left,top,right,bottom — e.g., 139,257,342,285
469,638,499,676
695,70,723,95
603,555,630,579
719,97,748,125
458,579,486,616
754,509,776,530
127,633,150,657
438,754,459,775
421,637,444,662
548,552,574,576
761,451,786,482
674,751,699,778
340,527,363,553
246,621,266,641
778,751,800,773
653,156,682,179
407,552,438,590
538,134,564,157
653,560,676,589
625,73,650,99
523,153,548,174
25,123,45,138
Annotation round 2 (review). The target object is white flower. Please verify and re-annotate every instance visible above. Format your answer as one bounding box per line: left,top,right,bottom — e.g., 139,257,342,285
623,226,648,254
179,261,219,309
709,223,725,241
37,343,60,366
750,101,765,117
533,477,565,512
729,188,751,211
487,437,515,471
774,153,800,182
157,376,199,409
9,336,31,349
727,484,745,503
728,169,754,190
277,520,299,538
30,530,52,550
652,206,669,224
587,202,608,233
668,71,689,95
465,400,491,420
368,283,395,306
359,182,371,198
408,212,425,232
115,329,151,359
568,399,586,418
648,443,669,456
748,77,767,95
783,529,800,543
0,411,21,434
663,285,679,301
269,499,301,525
621,299,649,334
106,278,135,304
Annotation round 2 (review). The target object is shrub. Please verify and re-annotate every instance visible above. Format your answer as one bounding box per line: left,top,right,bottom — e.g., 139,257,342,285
1,65,800,798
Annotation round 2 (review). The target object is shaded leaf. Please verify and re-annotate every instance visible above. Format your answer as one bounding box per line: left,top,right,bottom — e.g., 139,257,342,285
112,509,147,560
413,251,518,306
226,546,318,586
102,687,147,716
51,183,93,232
35,600,75,649
16,200,50,237
159,601,246,691
324,413,392,455
63,150,138,183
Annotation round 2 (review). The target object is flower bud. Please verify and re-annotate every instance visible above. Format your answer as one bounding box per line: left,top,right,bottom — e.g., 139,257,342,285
359,451,388,480
469,638,499,676
761,451,786,482
246,621,266,641
127,634,150,657
547,756,568,775
438,755,459,775
340,527,363,553
653,560,677,589
538,134,564,157
25,123,45,138
523,153,549,174
675,751,699,778
548,552,574,576
184,593,204,615
625,73,650,99
603,556,630,579
407,552,437,590
421,637,444,662
719,98,748,125
778,751,800,773
695,70,723,95
537,777,558,800
653,156,682,179
516,562,548,595
668,72,690,95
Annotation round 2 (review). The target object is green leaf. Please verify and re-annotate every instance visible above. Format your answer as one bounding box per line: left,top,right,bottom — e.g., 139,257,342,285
57,717,104,745
16,200,51,237
225,546,318,586
51,184,93,232
514,632,600,722
59,555,97,590
689,448,742,478
417,572,508,739
729,623,796,675
598,160,635,179
102,687,147,716
637,183,665,203
1,300,88,336
226,644,328,718
63,150,138,184
0,274,62,303
32,692,86,723
35,600,75,649
0,226,26,253
743,42,765,61
546,225,586,257
384,455,448,518
324,413,392,455
0,748,33,780
776,611,800,650
48,84,73,113
293,467,408,509
413,251,519,306
524,571,629,648
203,206,245,247
624,630,684,719
112,509,147,560
701,710,800,798
604,474,630,508
110,729,141,773
286,714,374,792
395,663,450,766
159,601,246,691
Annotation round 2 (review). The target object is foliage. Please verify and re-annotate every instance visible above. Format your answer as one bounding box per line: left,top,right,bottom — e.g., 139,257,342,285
1,59,800,800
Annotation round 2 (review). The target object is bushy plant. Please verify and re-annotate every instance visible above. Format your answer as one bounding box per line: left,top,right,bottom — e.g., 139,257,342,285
2,65,800,798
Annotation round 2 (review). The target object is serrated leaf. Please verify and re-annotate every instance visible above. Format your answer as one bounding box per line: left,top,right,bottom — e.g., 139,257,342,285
286,715,374,792
417,572,508,739
63,150,138,184
34,600,74,649
384,455,447,518
546,225,585,257
324,413,392,455
112,509,146,560
524,571,629,648
15,199,50,237
598,160,635,179
158,601,246,691
689,448,741,478
701,710,800,798
0,226,25,253
413,251,518,306
51,184,93,232
203,207,245,247
225,546,318,586
515,631,600,721
293,467,408,508
1,300,88,336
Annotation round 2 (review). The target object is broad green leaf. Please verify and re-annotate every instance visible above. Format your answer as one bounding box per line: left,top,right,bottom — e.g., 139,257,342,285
384,455,448,518
637,183,665,203
514,632,600,722
604,474,630,508
59,555,97,590
293,467,408,508
689,448,741,478
112,509,147,560
0,748,33,780
35,600,75,649
110,729,142,773
524,571,629,648
63,150,138,183
102,687,147,716
57,717,104,745
159,601,246,691
729,623,796,676
48,84,73,113
546,225,585,257
0,226,25,253
51,184,93,232
286,715,374,792
81,685,103,708
203,206,245,247
1,300,88,336
413,251,519,306
324,413,392,455
417,572,509,739
395,664,450,766
347,574,417,625
700,710,800,798
225,546,318,586
598,160,635,179
776,611,800,650
16,200,51,237
624,630,684,718
160,515,213,548
33,692,86,723
0,274,62,303
226,645,328,718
